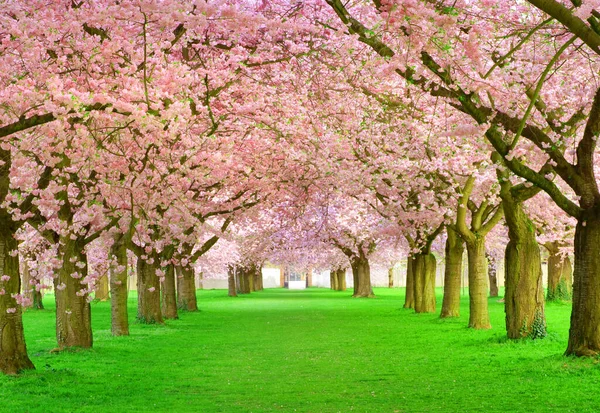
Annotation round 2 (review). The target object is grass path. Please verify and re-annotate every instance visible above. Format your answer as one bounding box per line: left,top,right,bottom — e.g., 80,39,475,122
1,288,598,412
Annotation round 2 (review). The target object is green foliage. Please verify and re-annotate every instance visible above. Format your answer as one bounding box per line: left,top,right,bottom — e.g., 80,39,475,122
1,288,598,412
547,279,572,301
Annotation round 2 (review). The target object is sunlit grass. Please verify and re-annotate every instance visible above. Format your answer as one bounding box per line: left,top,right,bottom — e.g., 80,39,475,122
1,288,596,412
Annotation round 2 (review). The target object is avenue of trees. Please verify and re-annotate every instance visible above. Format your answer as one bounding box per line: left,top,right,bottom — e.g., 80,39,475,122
1,0,600,374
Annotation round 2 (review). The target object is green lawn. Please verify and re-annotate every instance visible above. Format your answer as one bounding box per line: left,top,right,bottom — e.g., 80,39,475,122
1,288,597,412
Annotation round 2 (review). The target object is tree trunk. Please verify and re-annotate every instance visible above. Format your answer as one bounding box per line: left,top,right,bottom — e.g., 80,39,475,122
388,267,394,288
466,238,491,329
336,268,347,291
566,214,600,356
54,237,93,349
161,264,178,320
247,266,254,292
21,261,43,310
330,270,337,290
307,269,312,288
136,258,163,324
413,253,437,313
228,266,237,297
198,272,203,290
95,274,109,301
176,266,198,311
546,242,573,301
110,238,129,336
487,253,499,298
404,255,415,309
502,193,546,339
350,255,374,298
0,227,34,375
441,229,464,318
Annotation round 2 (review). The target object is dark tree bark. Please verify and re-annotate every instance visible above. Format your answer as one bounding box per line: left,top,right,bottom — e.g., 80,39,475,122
487,253,499,298
110,236,129,336
545,241,573,301
136,257,163,324
161,264,178,320
176,265,198,311
0,225,34,375
404,255,415,309
567,214,600,356
441,228,464,318
54,237,93,349
413,253,437,313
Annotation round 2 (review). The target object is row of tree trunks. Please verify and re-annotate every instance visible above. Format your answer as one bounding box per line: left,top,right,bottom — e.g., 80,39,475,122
330,268,347,291
440,228,464,318
54,236,93,349
0,223,34,375
176,265,198,311
545,242,573,301
110,237,129,336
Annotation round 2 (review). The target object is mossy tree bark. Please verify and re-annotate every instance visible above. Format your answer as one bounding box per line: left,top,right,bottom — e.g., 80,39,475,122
413,253,437,313
487,253,499,298
404,255,415,309
441,227,464,318
95,274,109,301
135,256,163,324
408,227,442,314
545,241,573,301
109,235,129,336
54,236,93,349
176,265,198,311
0,221,34,375
567,213,600,356
452,176,504,330
497,159,547,339
161,264,178,320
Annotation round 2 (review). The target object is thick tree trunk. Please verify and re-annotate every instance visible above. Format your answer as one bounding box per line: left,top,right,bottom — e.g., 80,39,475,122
502,195,546,339
546,242,573,301
110,238,129,336
350,256,374,298
21,261,43,310
388,267,394,288
0,228,34,375
228,266,237,297
441,230,464,318
251,265,263,292
54,237,93,349
330,270,338,290
336,268,347,291
95,274,109,301
466,238,491,329
136,258,163,324
176,266,198,311
413,253,437,313
404,255,415,309
487,253,499,298
161,264,178,320
566,215,600,356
